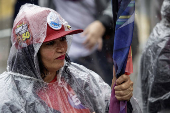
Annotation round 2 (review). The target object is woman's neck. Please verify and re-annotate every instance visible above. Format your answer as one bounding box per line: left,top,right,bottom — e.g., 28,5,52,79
43,71,57,83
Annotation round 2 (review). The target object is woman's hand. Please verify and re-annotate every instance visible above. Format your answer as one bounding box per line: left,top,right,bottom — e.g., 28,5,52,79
112,66,133,101
114,74,133,101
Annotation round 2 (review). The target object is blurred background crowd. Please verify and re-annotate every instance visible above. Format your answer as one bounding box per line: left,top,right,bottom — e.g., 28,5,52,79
0,0,163,83
0,0,166,112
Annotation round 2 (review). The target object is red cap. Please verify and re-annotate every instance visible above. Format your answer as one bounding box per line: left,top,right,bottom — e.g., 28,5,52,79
12,4,83,49
44,24,83,42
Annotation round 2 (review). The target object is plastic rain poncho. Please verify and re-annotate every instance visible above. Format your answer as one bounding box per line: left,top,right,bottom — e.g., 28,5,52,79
0,4,111,113
137,0,170,112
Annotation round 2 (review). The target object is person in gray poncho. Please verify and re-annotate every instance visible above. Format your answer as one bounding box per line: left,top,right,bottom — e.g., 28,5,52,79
0,4,133,113
140,0,170,112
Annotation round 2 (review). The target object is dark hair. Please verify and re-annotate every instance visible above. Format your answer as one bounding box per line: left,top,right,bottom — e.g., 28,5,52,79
37,52,48,79
9,44,38,78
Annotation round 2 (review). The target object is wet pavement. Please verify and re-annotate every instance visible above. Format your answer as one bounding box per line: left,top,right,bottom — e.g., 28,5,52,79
0,29,11,73
0,0,14,73
0,36,10,73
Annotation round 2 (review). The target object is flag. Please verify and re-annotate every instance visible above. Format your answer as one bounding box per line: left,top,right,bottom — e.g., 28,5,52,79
109,0,135,113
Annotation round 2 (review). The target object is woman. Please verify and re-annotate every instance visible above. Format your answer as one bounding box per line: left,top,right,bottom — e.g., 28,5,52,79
0,4,133,113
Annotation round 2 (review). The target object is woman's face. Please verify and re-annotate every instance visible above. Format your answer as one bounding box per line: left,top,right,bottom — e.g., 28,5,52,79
39,37,67,72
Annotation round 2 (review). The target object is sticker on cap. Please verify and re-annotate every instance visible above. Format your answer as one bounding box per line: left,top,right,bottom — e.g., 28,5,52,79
64,25,72,31
14,21,32,48
47,12,62,30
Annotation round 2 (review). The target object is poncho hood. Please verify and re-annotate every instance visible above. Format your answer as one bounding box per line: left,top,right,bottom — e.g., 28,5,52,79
8,4,74,80
161,0,170,22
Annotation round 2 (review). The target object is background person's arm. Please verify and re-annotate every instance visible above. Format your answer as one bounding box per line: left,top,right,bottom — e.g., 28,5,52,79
82,2,113,50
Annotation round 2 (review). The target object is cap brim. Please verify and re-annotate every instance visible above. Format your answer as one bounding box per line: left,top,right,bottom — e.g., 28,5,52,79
44,29,83,42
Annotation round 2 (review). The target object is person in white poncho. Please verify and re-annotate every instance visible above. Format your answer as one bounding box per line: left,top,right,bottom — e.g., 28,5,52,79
0,4,133,113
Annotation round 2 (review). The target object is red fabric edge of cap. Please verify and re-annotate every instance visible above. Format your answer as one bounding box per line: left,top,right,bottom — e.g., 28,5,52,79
44,29,83,42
